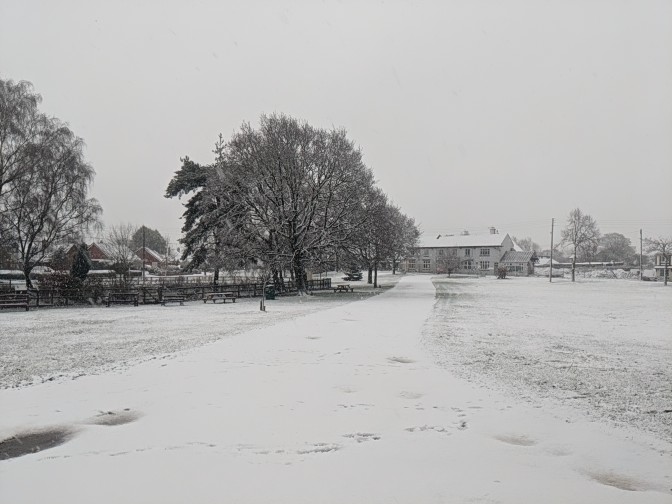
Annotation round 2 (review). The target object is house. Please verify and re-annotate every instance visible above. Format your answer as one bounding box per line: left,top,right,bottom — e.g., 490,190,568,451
64,242,114,268
88,242,113,262
136,246,164,268
653,253,671,279
403,227,517,275
499,250,537,276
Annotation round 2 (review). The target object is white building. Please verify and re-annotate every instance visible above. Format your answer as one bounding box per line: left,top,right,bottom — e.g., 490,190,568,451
404,228,516,275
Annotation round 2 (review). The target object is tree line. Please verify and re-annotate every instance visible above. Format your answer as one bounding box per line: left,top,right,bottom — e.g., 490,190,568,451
514,208,671,284
165,114,419,292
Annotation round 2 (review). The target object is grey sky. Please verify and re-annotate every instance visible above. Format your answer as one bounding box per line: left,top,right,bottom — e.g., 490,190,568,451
1,0,670,250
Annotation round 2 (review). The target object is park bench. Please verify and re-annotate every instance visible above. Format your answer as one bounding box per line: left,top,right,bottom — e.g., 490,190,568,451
105,292,139,307
203,292,236,304
0,292,29,311
161,293,185,306
333,284,354,293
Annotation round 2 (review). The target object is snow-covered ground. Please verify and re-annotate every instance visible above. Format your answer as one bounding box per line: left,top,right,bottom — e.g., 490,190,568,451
0,275,398,388
424,275,672,441
1,274,670,503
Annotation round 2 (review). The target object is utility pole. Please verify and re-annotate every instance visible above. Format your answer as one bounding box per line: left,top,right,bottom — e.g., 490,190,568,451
639,229,643,281
549,218,554,283
142,225,146,285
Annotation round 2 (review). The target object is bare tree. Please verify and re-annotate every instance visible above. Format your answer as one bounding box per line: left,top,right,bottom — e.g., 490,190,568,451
436,250,462,276
645,236,671,286
560,208,600,282
386,208,420,275
106,223,138,276
348,187,388,285
213,114,374,293
512,236,541,252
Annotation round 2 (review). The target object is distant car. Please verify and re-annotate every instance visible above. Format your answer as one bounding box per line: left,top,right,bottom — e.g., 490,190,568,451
342,271,363,281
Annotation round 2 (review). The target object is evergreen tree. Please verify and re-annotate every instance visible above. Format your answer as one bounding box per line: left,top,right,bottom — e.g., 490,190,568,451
70,243,92,280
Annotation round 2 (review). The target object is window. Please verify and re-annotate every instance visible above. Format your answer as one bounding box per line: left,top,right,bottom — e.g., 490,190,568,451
464,249,471,257
438,249,444,256
480,248,490,256
479,261,490,270
450,249,457,256
464,260,473,270
408,259,416,270
423,259,431,270
422,249,429,257
494,262,498,270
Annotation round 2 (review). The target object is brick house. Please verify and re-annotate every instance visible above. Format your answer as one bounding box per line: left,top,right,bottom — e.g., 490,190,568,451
136,246,164,268
404,228,517,275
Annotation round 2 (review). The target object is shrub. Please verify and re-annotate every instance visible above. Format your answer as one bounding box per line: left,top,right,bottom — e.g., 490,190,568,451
497,266,508,279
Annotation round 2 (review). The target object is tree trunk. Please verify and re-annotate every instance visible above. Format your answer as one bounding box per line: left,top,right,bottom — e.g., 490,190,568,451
213,267,220,286
374,262,378,288
292,253,306,293
23,265,33,289
665,256,669,286
367,266,373,284
571,246,576,282
392,259,397,275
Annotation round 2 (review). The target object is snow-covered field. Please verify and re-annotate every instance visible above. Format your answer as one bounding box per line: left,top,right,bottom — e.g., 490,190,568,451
424,276,672,441
1,274,670,503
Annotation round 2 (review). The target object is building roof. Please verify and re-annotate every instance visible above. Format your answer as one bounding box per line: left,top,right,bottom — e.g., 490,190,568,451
418,233,510,249
136,247,164,262
500,251,535,264
89,241,113,258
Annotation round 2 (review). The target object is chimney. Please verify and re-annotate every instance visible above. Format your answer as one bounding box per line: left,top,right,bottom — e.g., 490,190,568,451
489,226,497,235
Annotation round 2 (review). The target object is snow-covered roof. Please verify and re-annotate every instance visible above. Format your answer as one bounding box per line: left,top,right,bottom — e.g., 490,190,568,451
536,257,560,266
90,241,113,258
500,251,535,264
418,233,510,249
136,247,164,262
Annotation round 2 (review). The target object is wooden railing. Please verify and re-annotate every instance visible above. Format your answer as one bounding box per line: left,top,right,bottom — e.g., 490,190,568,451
21,278,332,308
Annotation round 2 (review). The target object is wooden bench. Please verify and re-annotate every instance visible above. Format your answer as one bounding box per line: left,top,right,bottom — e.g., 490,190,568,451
333,284,354,293
105,292,139,307
203,292,236,304
0,292,29,311
161,294,185,306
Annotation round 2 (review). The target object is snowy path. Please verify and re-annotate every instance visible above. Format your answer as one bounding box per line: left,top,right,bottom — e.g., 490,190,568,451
1,275,670,503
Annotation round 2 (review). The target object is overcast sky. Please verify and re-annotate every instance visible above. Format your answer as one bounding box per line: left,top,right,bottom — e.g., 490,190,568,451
1,0,671,250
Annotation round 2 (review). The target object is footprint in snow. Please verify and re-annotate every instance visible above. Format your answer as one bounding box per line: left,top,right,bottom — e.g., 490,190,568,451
83,409,141,426
398,391,424,400
494,434,536,446
296,443,341,454
388,356,416,364
343,432,381,443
